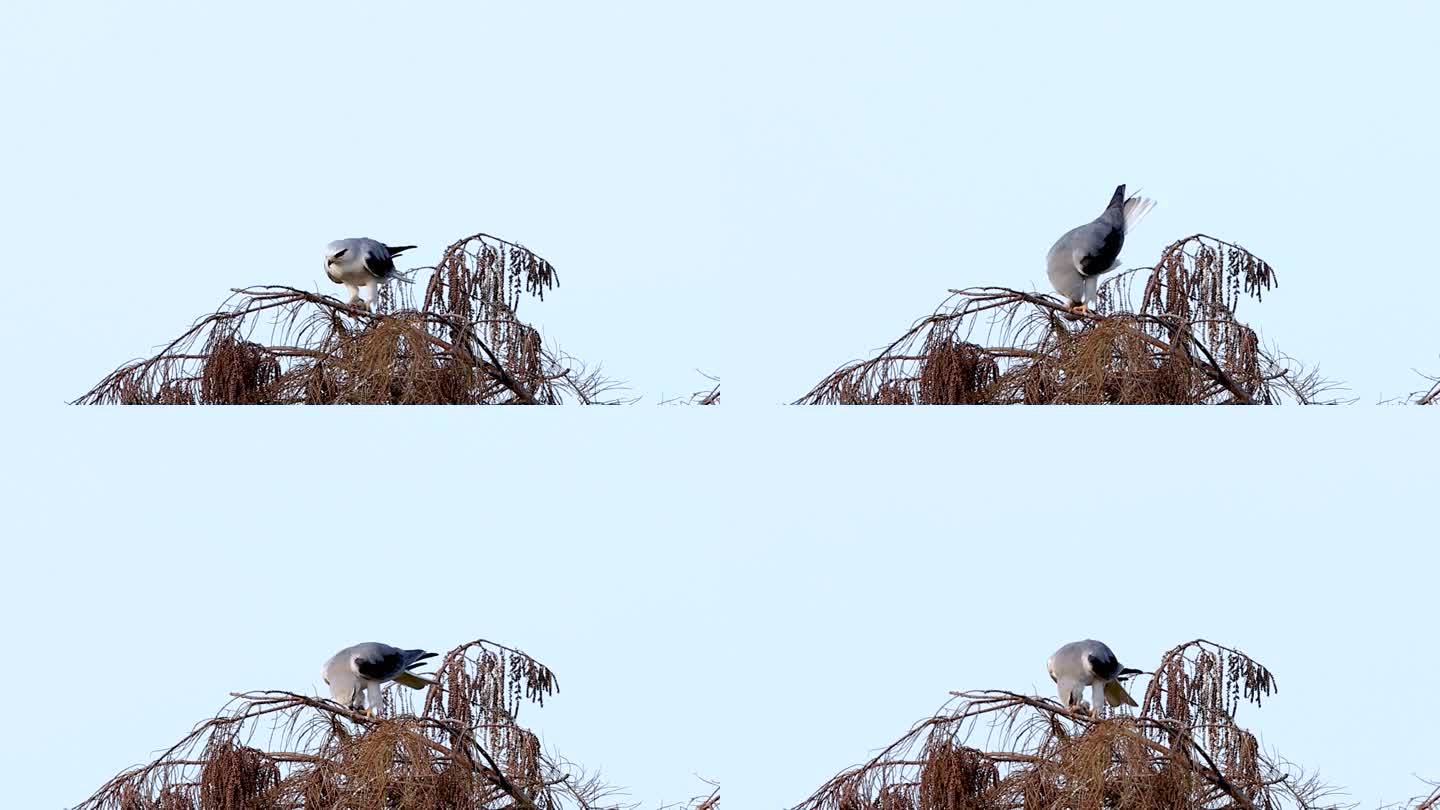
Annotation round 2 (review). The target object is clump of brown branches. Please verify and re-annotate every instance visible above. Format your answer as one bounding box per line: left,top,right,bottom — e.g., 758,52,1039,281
76,233,626,404
793,639,1342,810
75,639,665,810
798,235,1341,404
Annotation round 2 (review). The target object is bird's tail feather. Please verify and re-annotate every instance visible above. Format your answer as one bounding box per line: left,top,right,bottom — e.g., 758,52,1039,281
1118,667,1144,678
401,650,438,668
387,267,420,285
1122,195,1156,234
385,244,418,256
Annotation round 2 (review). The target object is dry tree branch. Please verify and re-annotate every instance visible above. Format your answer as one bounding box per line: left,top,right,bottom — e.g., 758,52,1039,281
1414,373,1440,406
695,381,721,406
680,781,722,810
75,233,626,405
660,371,721,405
73,638,654,810
1380,782,1440,810
790,639,1342,810
796,235,1340,405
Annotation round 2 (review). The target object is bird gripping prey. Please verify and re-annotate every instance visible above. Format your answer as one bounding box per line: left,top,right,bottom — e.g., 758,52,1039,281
323,238,419,311
1045,185,1156,316
322,642,438,716
1047,639,1142,718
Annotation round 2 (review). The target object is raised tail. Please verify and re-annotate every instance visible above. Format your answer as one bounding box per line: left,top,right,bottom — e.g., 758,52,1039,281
1105,184,1127,211
1121,194,1156,235
382,247,422,284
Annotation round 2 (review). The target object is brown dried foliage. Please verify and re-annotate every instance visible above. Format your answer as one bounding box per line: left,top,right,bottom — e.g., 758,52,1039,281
76,639,645,810
793,639,1341,810
77,233,626,405
797,235,1341,405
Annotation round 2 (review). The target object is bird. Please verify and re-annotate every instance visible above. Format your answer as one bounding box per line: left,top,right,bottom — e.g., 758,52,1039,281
321,642,438,716
1046,639,1143,717
1045,185,1155,316
323,238,419,311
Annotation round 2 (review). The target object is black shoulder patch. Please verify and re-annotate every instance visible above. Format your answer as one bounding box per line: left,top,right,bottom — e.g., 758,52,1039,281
1087,651,1121,680
363,250,396,280
1077,228,1124,277
355,651,403,680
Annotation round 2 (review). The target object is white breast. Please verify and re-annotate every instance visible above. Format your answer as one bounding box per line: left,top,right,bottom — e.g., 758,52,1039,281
329,255,372,285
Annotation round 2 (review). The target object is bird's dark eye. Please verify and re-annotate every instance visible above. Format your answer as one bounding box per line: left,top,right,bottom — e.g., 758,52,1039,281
333,249,348,260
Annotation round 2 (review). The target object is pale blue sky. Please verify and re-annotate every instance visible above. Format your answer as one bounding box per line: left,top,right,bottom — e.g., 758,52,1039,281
3,411,1437,808
1,2,1437,808
5,2,1439,403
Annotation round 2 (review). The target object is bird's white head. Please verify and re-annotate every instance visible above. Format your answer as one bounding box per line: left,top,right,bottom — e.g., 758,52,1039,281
324,240,350,267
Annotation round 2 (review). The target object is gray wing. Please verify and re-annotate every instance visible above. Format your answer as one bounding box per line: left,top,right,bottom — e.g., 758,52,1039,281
1080,640,1123,681
352,643,437,681
1050,641,1088,669
1065,221,1125,278
360,241,397,280
1047,184,1137,282
1051,639,1125,679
